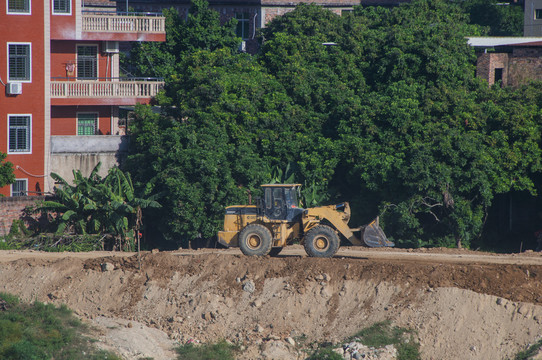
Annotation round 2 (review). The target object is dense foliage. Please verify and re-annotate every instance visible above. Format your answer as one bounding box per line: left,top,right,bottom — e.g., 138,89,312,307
127,0,542,249
128,0,239,79
0,152,15,192
461,0,523,36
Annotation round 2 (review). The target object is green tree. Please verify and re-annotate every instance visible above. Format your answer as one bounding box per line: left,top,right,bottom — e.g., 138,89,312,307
127,50,297,247
0,152,15,192
260,0,540,248
461,0,523,36
128,0,239,79
128,0,542,250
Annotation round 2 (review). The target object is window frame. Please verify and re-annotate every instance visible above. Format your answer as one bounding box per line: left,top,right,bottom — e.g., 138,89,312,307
536,9,542,20
235,12,250,40
76,44,99,80
7,42,32,83
77,112,98,135
11,179,28,197
7,0,31,15
7,114,32,154
52,0,71,15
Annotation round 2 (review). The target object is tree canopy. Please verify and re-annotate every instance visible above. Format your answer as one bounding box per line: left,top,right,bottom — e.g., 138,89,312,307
127,0,542,250
0,152,15,192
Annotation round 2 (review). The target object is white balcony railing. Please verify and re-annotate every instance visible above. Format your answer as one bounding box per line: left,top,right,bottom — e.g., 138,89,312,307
82,14,165,33
50,79,164,98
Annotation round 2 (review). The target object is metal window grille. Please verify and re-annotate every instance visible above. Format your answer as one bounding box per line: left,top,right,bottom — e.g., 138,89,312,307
12,179,28,197
9,116,30,152
77,46,97,79
235,13,250,40
8,0,29,13
53,0,70,13
8,44,30,81
77,113,97,135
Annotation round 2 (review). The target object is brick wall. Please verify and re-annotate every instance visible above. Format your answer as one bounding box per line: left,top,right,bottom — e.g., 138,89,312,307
0,196,45,236
508,48,542,87
476,52,509,86
476,48,542,87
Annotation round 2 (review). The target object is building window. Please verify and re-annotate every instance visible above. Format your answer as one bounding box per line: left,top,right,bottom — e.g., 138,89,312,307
8,115,31,153
77,45,98,79
77,113,98,135
8,43,31,82
53,0,70,14
7,0,30,14
235,12,250,40
536,9,542,19
11,179,28,197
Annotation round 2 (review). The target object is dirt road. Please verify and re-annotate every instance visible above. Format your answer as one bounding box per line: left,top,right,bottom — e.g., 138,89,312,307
1,246,541,359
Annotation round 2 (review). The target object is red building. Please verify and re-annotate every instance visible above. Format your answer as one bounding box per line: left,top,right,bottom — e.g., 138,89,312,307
0,0,165,196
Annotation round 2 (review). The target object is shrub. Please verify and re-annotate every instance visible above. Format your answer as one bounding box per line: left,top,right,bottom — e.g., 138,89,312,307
175,340,238,360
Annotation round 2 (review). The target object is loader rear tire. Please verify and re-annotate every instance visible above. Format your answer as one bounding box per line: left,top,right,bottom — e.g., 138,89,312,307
239,224,273,256
303,225,340,258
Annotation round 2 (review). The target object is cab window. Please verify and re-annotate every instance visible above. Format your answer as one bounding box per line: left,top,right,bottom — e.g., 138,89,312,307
265,188,272,209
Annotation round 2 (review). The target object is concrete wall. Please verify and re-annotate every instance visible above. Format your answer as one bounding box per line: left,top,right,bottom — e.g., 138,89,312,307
50,152,125,181
49,135,128,183
525,0,542,36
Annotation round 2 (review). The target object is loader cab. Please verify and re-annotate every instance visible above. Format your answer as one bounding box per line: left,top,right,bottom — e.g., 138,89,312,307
261,184,304,221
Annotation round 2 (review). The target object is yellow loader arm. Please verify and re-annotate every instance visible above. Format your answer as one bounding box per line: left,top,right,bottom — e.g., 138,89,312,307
304,203,394,248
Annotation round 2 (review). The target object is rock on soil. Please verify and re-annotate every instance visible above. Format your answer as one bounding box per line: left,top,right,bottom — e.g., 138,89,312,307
90,316,177,360
0,247,542,360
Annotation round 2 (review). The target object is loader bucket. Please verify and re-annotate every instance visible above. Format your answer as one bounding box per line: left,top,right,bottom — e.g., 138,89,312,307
363,218,395,247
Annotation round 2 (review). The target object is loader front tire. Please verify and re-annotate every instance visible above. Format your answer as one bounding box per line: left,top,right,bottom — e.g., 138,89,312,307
303,225,340,258
239,224,273,256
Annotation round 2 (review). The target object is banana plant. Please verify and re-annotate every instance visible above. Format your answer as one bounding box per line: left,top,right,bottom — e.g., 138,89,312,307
34,163,160,247
269,162,329,208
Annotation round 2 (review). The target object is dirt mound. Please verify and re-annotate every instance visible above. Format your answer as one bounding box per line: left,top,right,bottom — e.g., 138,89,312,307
1,247,542,360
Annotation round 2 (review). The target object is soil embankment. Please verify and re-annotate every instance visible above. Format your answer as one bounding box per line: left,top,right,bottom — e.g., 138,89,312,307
0,246,541,359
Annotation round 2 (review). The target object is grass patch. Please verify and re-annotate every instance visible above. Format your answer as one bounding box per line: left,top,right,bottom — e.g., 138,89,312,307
350,320,408,347
175,340,238,360
306,347,343,360
0,292,121,360
510,339,542,360
0,234,104,252
309,321,420,360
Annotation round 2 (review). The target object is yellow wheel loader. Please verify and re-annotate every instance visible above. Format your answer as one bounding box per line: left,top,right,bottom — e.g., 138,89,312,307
218,184,394,258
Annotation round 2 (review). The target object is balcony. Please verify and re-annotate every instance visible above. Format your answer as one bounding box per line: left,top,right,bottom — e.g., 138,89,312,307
81,11,166,41
50,77,164,105
82,11,165,33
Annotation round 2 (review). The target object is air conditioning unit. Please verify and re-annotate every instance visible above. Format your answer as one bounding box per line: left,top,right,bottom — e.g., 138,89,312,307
238,40,246,53
6,82,22,95
104,41,119,53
